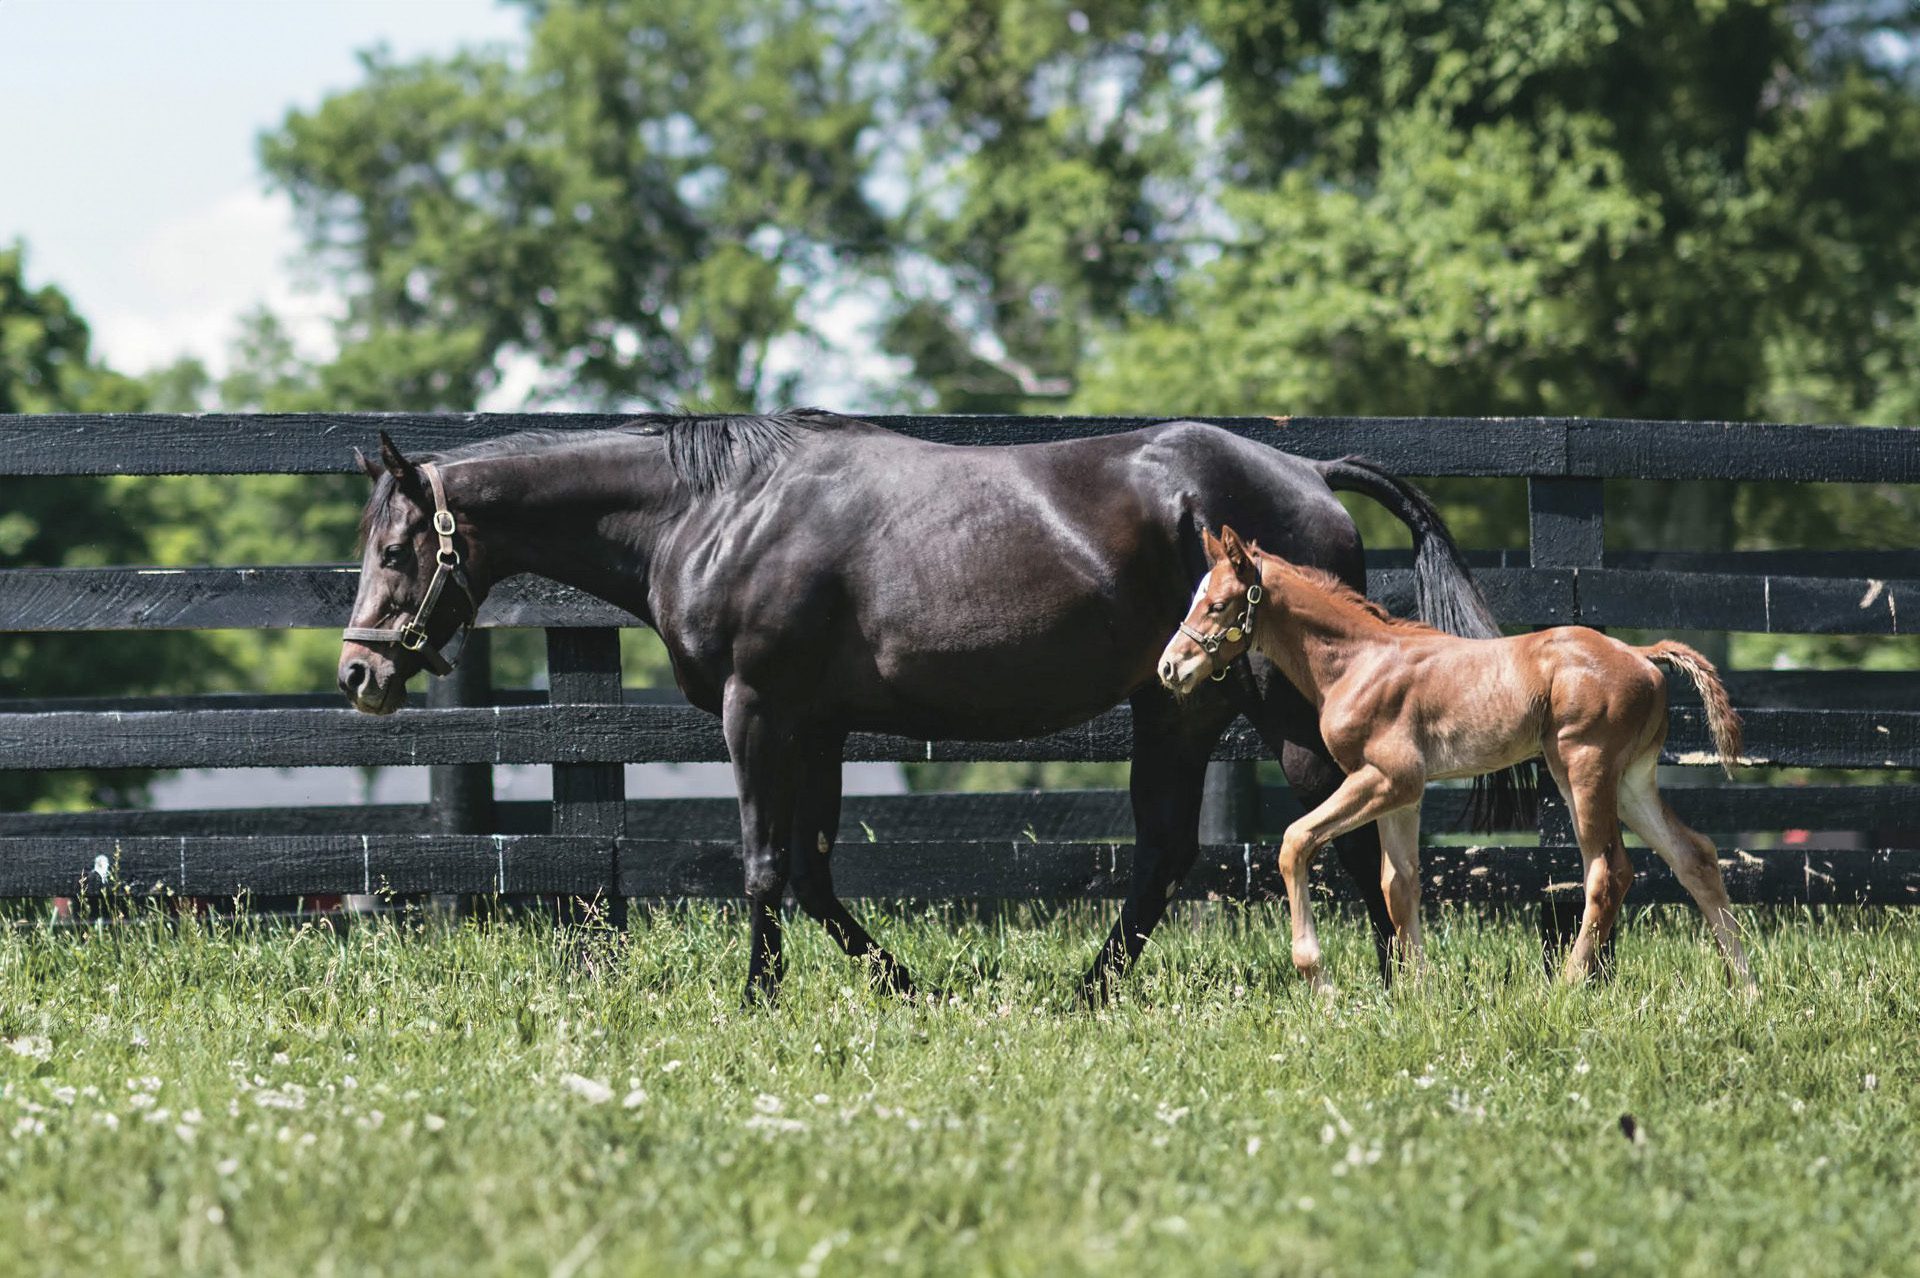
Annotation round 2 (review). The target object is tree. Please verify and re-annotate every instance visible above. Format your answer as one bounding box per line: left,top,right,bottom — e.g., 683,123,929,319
0,245,204,810
259,0,893,413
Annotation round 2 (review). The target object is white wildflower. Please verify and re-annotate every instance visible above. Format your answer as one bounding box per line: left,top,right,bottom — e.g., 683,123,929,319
560,1073,613,1104
6,1036,51,1062
216,1158,240,1176
753,1093,784,1115
621,1090,647,1110
423,1114,447,1132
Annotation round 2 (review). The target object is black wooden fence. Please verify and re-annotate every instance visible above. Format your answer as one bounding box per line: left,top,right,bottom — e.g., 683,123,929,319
2,414,1917,908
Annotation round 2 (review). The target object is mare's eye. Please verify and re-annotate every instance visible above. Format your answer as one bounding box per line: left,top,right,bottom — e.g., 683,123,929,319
380,543,409,570
1207,601,1224,614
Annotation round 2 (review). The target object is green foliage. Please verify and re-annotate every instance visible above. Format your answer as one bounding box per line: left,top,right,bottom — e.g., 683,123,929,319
259,0,893,411
0,247,204,810
0,907,1916,1274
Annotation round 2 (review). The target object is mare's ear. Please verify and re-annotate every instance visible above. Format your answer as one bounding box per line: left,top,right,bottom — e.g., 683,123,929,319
353,447,382,484
377,431,425,496
1202,527,1226,565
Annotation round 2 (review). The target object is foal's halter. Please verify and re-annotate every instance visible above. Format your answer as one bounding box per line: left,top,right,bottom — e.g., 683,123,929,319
342,463,476,677
1179,565,1264,682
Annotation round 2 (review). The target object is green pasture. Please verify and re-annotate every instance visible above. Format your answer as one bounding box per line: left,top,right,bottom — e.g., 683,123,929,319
2,905,1915,1277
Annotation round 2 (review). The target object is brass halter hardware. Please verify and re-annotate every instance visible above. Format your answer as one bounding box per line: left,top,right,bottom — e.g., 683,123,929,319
1178,576,1263,682
341,462,477,676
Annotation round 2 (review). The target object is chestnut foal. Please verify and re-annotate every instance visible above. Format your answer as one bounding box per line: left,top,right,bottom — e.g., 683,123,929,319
1159,527,1756,993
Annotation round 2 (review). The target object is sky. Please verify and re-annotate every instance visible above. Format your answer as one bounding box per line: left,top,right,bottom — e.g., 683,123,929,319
0,0,527,380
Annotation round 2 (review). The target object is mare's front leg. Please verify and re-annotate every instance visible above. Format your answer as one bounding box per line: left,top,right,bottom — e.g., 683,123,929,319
1278,765,1419,993
1080,684,1230,1002
788,731,918,997
723,680,799,1006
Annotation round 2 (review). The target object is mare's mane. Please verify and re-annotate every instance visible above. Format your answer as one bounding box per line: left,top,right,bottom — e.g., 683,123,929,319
356,408,857,546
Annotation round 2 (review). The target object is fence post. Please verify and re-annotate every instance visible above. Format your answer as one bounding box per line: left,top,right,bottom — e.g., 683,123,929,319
546,627,628,929
1198,760,1260,847
428,631,496,837
1527,477,1610,972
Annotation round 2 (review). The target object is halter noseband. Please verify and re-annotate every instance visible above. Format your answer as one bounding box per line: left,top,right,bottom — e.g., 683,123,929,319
342,462,477,677
1178,558,1264,682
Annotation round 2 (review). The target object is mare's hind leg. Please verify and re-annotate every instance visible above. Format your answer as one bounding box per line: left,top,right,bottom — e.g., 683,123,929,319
1080,684,1229,1002
788,731,917,997
1543,744,1634,985
1279,765,1421,993
1616,753,1756,991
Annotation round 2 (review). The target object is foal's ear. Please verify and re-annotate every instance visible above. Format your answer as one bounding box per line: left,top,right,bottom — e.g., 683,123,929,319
1219,526,1259,584
1202,527,1227,565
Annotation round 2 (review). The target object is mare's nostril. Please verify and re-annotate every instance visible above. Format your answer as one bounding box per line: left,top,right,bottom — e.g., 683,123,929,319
341,661,370,697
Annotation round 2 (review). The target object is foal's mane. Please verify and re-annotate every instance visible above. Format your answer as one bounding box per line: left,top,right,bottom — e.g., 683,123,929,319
356,408,857,545
1270,560,1444,637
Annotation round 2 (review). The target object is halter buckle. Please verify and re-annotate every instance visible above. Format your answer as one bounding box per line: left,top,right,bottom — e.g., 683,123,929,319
433,510,457,537
1247,584,1263,605
399,621,431,651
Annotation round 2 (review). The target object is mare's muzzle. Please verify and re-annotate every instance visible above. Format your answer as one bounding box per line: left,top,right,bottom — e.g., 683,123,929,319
341,462,477,682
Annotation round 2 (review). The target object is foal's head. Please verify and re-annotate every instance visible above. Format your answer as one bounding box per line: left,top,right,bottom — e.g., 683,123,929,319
338,434,492,715
1158,526,1265,695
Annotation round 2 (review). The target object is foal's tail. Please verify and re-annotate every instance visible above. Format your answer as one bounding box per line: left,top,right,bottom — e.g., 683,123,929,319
1642,641,1744,777
1318,455,1539,831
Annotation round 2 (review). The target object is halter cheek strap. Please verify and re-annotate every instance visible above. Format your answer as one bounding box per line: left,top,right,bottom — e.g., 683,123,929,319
341,462,477,677
1179,563,1264,681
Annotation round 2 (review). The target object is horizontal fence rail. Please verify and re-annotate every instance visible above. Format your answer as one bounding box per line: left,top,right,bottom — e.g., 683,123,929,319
4,560,1915,635
2,413,1916,908
4,412,1920,480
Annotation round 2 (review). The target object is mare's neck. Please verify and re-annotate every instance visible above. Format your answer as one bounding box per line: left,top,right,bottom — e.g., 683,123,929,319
1252,565,1400,707
440,436,685,625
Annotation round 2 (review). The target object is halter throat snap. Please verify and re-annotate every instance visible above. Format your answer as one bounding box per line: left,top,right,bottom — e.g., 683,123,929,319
1180,572,1263,682
341,462,477,677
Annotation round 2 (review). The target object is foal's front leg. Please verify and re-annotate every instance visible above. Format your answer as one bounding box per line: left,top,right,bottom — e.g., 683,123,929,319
1278,765,1418,992
722,680,799,1005
1376,805,1425,979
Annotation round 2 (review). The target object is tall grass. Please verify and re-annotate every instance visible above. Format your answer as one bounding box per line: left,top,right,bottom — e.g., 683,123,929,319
2,905,1915,1276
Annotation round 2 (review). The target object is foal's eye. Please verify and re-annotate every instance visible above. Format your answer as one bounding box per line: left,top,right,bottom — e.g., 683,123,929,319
1207,601,1225,614
380,543,409,570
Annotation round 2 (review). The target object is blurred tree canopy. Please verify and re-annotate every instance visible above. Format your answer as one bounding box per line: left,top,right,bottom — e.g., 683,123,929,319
5,2,1919,804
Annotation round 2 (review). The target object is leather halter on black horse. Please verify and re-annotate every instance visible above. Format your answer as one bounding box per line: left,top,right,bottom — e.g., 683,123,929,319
1178,548,1264,680
342,462,476,676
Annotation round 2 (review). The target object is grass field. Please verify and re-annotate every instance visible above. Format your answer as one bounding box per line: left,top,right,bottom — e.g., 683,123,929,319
2,903,1916,1277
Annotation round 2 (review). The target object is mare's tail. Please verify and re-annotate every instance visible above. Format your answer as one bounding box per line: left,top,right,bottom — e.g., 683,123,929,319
1318,455,1540,832
1641,641,1743,777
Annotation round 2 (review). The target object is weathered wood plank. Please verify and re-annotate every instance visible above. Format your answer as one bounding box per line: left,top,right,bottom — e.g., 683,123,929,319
14,562,1910,634
6,834,1914,904
9,782,1905,843
0,566,636,631
6,413,1915,480
0,835,613,898
1,703,1915,769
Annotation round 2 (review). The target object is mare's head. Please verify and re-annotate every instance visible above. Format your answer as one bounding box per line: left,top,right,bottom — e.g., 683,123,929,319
338,433,491,714
1158,525,1266,695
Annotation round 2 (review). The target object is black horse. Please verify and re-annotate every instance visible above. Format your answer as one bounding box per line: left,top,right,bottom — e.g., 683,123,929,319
339,411,1521,1003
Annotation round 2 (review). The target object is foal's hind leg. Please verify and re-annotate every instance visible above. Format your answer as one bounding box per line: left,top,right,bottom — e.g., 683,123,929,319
1278,765,1419,993
1617,753,1756,992
788,731,918,997
1543,744,1634,985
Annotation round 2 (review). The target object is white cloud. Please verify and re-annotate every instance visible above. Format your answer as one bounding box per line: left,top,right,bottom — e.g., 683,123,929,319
88,188,342,377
